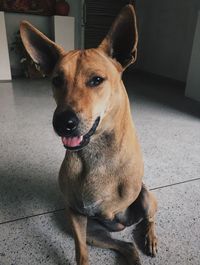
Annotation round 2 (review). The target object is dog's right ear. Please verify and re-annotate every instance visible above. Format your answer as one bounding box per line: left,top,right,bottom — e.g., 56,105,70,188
20,21,65,75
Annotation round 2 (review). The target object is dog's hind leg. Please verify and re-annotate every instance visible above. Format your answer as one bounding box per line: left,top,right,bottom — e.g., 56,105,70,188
129,185,158,257
144,191,158,257
87,219,141,265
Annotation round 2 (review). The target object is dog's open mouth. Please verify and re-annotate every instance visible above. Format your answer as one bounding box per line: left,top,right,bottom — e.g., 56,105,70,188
61,117,100,151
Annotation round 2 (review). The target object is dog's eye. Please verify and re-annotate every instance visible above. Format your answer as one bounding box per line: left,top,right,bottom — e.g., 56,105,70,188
87,76,104,87
52,75,63,87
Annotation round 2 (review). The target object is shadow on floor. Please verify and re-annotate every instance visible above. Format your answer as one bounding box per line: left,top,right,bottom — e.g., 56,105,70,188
0,160,64,224
123,71,200,119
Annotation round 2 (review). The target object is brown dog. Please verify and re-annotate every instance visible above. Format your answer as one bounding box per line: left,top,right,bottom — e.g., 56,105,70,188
20,5,158,265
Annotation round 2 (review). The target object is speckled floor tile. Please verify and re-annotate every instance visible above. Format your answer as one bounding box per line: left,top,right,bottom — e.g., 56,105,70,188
0,80,65,223
0,180,200,265
0,210,119,265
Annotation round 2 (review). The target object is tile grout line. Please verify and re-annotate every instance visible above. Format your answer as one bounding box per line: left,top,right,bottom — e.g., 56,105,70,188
0,177,200,226
0,208,65,226
150,177,200,191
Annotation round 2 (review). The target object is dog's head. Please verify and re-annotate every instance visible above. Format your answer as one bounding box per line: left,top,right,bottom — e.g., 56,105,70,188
20,5,138,151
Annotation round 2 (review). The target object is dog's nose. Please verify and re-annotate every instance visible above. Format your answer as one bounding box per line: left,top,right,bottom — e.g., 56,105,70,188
53,110,79,136
66,112,79,132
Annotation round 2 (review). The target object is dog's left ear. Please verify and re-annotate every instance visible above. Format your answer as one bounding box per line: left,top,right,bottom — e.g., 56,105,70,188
20,21,65,75
99,4,138,70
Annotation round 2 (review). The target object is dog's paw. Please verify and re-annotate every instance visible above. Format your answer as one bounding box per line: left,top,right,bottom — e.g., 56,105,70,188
145,233,158,257
124,242,142,265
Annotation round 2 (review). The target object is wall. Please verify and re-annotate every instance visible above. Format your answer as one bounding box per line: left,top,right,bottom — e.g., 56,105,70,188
0,12,11,80
136,0,200,82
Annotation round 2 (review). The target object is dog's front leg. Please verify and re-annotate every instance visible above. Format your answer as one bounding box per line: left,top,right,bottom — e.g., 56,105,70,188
68,208,88,265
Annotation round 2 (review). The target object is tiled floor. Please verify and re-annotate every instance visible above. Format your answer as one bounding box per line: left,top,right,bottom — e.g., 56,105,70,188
0,72,200,265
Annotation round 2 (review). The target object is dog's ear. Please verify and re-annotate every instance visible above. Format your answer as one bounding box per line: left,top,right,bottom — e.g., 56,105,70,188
20,21,65,75
99,4,138,69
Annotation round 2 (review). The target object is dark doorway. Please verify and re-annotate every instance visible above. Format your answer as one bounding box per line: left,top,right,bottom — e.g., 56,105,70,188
83,0,131,48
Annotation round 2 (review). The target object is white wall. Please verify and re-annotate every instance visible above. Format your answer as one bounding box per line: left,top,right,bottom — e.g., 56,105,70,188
0,12,11,80
136,0,200,82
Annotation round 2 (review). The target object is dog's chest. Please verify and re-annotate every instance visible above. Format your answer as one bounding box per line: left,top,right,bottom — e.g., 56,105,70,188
81,167,114,216
65,145,119,216
61,135,142,218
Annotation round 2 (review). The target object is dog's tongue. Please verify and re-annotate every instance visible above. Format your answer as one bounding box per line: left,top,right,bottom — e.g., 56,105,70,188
62,136,83,147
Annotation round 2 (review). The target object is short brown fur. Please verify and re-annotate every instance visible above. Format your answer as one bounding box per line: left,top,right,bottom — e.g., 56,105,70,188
20,5,158,265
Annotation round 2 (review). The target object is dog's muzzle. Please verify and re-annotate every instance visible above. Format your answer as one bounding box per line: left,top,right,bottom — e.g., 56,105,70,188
53,110,100,151
62,117,100,151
